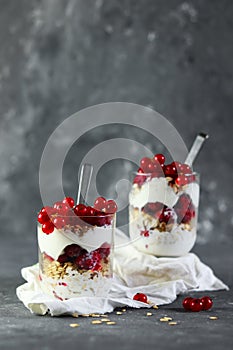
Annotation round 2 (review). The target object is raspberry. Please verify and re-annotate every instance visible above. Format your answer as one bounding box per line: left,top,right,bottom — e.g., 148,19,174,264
64,244,82,258
158,206,176,224
76,251,102,271
142,202,164,217
174,194,195,224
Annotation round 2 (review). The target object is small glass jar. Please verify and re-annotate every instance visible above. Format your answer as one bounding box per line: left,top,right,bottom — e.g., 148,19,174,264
129,172,200,256
38,213,115,300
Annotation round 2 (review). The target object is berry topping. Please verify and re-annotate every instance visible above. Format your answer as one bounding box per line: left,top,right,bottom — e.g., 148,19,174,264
53,201,70,213
153,153,165,164
37,211,50,224
42,221,54,234
140,230,149,237
201,296,213,311
94,197,106,211
140,157,153,173
182,297,193,310
96,242,111,259
133,173,147,186
57,253,68,263
62,197,75,208
133,293,148,303
189,298,203,312
53,217,66,229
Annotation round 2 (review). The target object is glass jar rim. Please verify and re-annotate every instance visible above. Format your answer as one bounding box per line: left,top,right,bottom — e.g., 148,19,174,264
133,171,199,176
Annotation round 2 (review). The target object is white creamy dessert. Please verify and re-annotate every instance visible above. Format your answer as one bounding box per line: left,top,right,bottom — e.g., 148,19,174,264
37,196,117,300
129,155,199,256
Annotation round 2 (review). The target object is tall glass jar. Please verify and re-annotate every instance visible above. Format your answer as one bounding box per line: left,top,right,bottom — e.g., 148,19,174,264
129,172,199,256
38,213,115,300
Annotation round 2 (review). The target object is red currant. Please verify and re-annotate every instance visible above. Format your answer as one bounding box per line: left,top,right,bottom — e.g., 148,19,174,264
62,197,75,208
189,298,203,312
42,221,54,234
201,296,213,311
175,175,188,187
105,200,118,214
153,153,165,164
137,167,144,173
133,293,148,303
94,197,106,211
180,163,192,175
74,204,88,216
182,297,193,310
53,217,66,229
133,174,147,186
53,201,69,212
37,211,50,224
140,157,153,173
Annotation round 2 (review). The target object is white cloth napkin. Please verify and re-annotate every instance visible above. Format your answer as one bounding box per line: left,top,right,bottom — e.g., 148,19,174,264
16,229,228,316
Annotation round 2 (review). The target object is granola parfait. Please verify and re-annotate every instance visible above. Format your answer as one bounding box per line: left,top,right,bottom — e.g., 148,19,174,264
129,154,199,256
37,196,117,300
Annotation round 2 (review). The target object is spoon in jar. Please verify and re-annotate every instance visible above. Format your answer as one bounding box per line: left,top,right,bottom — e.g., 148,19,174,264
185,132,209,167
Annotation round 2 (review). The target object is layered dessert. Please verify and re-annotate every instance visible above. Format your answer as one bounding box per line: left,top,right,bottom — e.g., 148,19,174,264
129,154,199,256
37,196,117,300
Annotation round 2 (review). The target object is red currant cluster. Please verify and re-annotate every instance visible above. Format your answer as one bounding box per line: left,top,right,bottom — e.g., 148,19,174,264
142,194,195,225
133,293,148,303
133,153,195,187
183,296,213,312
57,242,110,271
38,196,117,234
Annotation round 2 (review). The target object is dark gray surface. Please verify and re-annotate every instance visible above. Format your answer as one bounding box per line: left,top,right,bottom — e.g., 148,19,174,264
1,0,233,349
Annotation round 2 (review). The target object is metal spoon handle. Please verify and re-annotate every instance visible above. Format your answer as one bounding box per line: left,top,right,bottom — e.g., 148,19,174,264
185,132,209,167
76,163,93,205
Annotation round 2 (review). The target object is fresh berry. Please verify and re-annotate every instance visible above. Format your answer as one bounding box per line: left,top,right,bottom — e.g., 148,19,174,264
137,167,144,173
53,201,70,212
64,244,82,258
42,221,54,234
94,197,106,211
140,157,153,173
158,206,176,224
182,297,193,310
189,298,203,312
153,154,165,164
38,211,50,224
201,296,213,311
105,200,118,214
53,217,66,229
76,251,102,271
96,242,111,259
175,175,188,187
57,253,68,263
133,293,148,303
180,163,192,174
73,204,88,216
62,197,75,208
164,163,178,177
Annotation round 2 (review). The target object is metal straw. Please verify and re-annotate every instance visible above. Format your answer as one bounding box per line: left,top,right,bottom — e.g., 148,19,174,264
76,163,93,205
185,132,209,166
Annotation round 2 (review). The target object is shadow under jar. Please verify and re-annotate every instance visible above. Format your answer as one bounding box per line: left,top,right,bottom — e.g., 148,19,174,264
129,171,200,257
38,213,115,300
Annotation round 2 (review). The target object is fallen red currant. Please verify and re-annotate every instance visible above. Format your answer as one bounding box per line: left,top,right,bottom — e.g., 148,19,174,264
182,297,193,310
53,217,66,229
133,293,148,303
189,298,203,312
201,296,213,311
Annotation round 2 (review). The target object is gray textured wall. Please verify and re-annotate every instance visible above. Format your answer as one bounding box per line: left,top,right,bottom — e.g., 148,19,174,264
1,0,233,268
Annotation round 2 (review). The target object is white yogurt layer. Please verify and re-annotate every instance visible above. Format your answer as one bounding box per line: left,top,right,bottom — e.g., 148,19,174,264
38,225,112,260
129,177,178,209
40,267,112,299
129,221,196,256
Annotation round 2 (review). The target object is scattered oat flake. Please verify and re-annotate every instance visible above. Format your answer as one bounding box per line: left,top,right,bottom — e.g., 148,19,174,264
90,314,100,317
106,321,116,325
72,313,79,318
91,320,102,324
82,314,90,317
160,317,173,322
146,312,153,316
101,318,109,322
116,311,123,315
168,322,177,326
69,323,80,328
152,305,158,309
122,309,126,312
209,316,218,320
